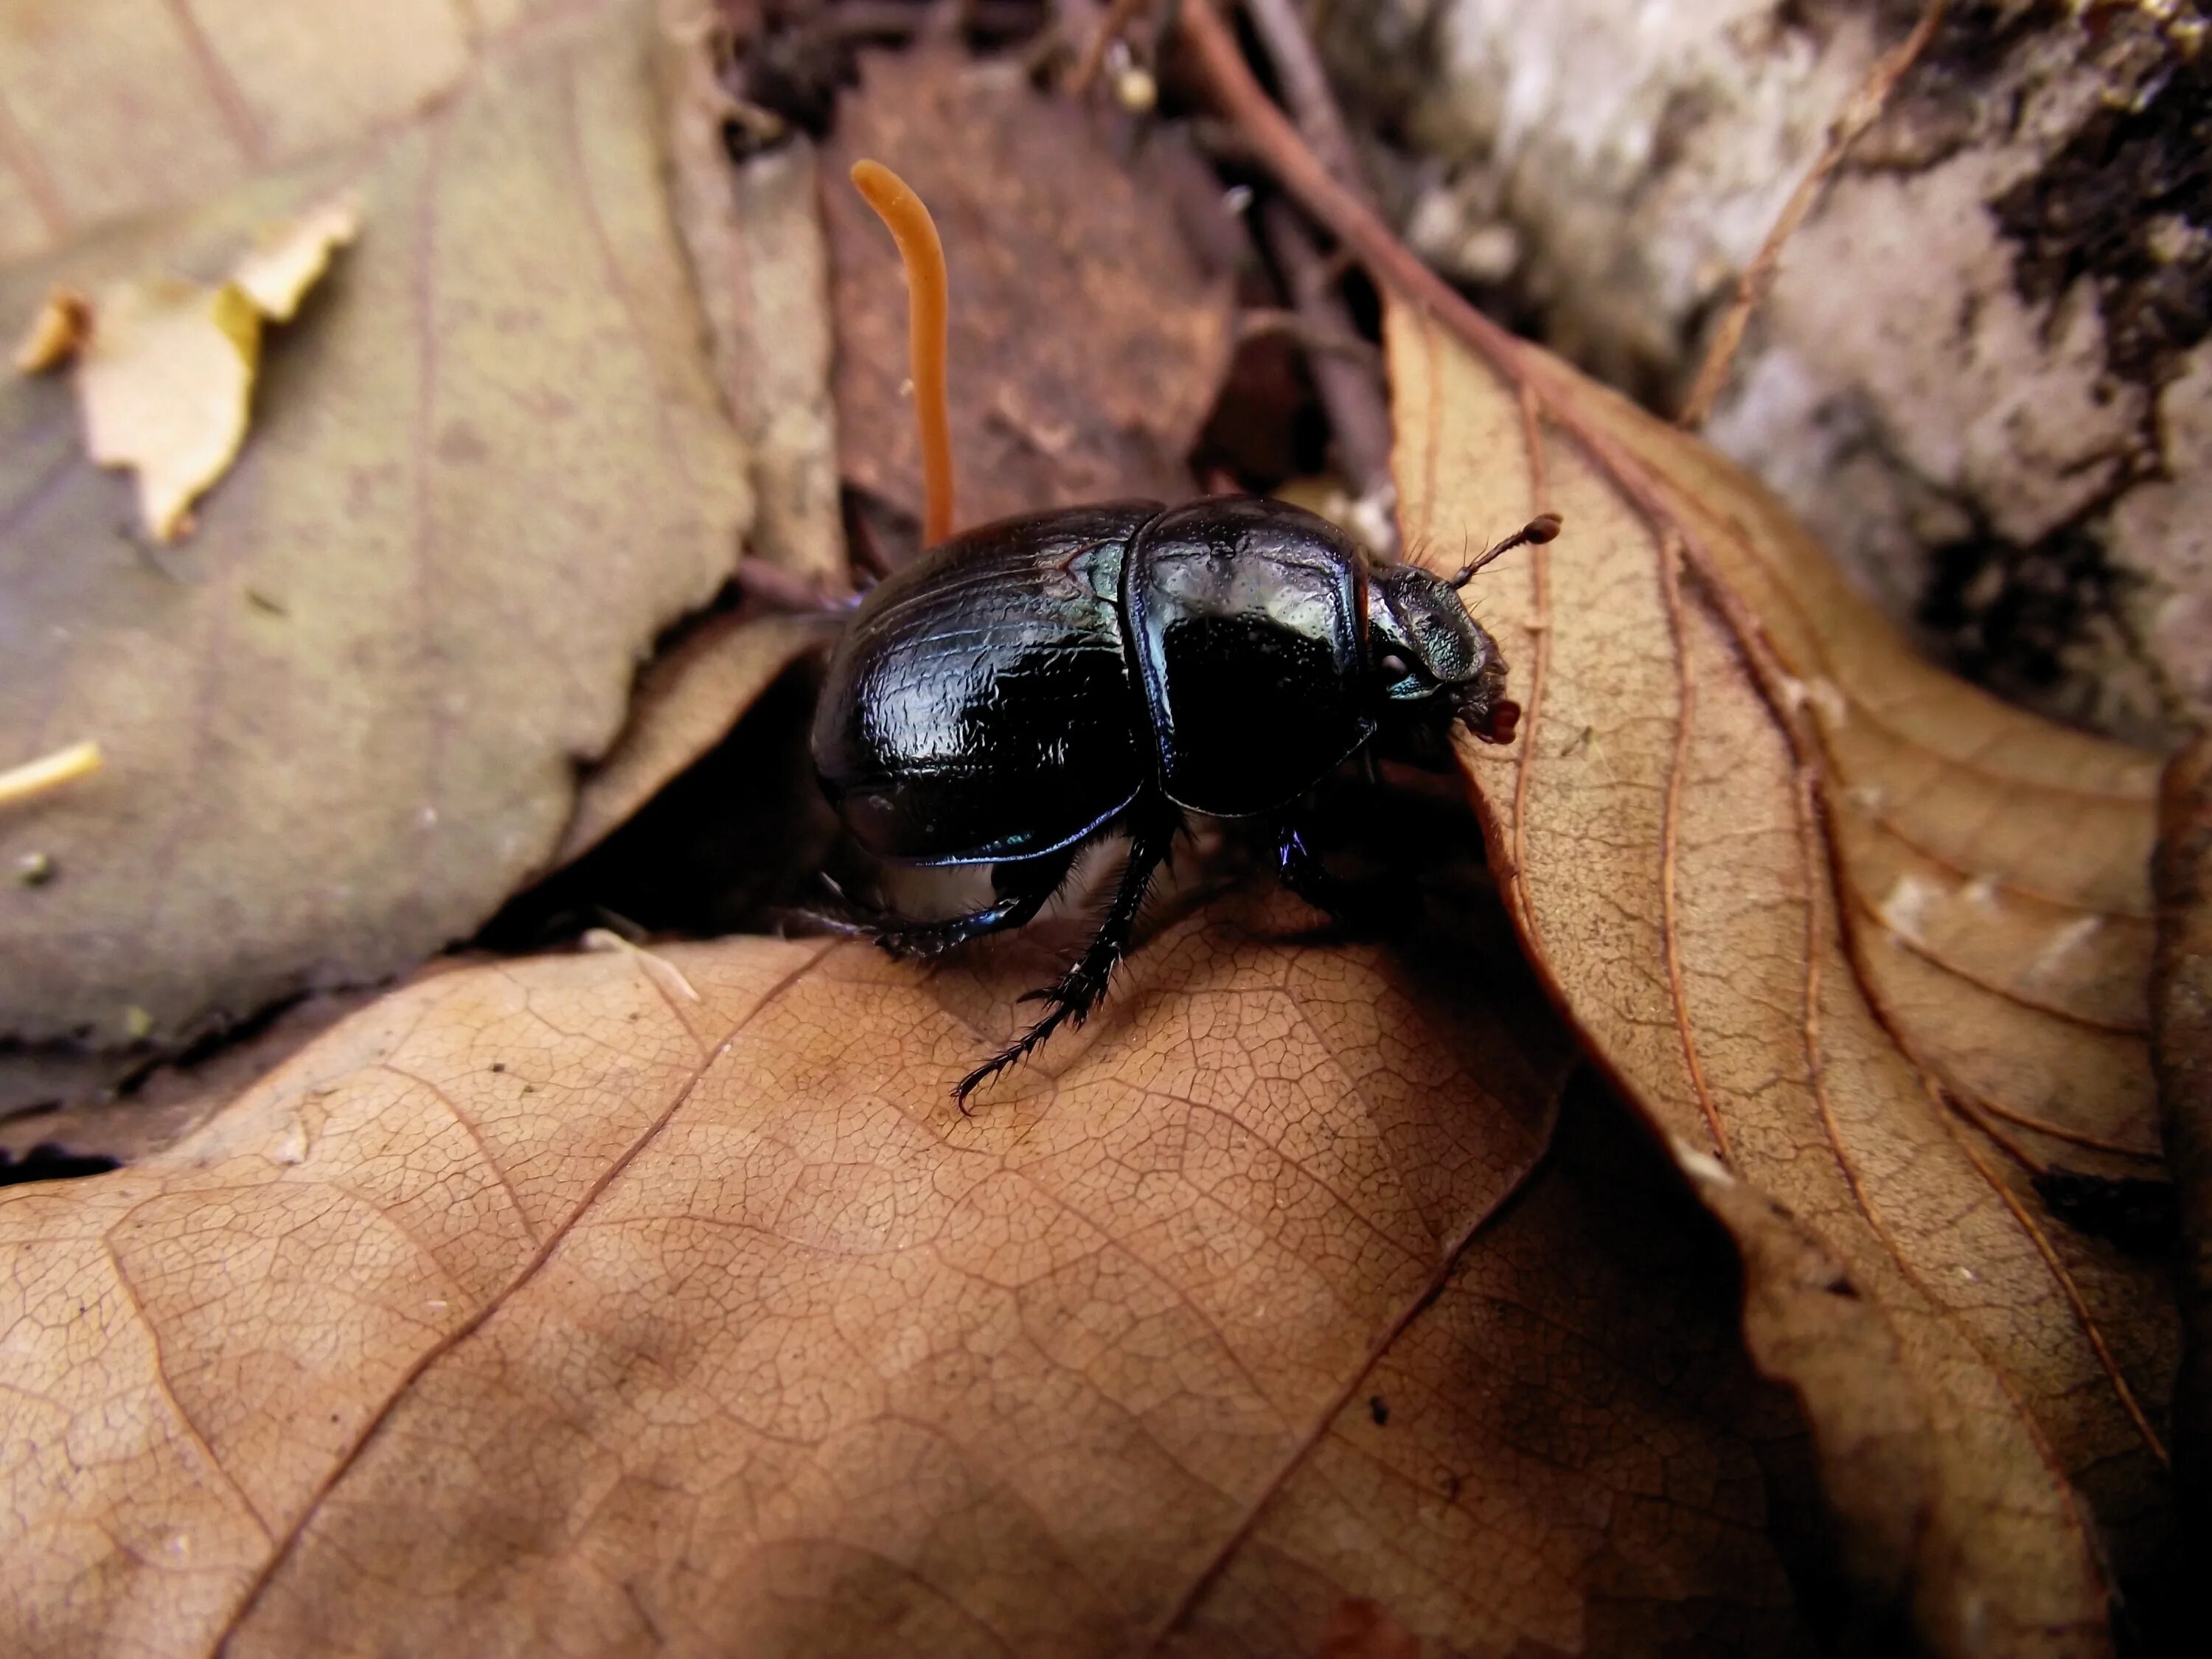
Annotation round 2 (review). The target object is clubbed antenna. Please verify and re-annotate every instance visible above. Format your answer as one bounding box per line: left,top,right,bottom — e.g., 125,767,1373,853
1449,512,1561,588
850,160,955,546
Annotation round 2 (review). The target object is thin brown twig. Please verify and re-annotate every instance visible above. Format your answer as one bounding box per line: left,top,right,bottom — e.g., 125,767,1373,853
1259,202,1398,552
1233,305,1380,364
1676,0,1950,428
1178,0,1532,378
1244,0,1364,190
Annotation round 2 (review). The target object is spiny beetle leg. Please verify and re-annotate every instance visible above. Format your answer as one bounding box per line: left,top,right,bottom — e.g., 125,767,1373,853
955,803,1180,1110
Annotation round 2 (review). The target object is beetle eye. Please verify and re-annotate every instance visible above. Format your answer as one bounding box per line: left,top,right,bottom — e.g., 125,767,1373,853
1380,653,1410,678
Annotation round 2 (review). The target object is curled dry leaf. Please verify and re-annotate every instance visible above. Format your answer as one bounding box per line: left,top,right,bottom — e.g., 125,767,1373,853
2152,734,2212,1536
0,0,754,1054
1388,303,2177,1651
0,891,1838,1655
824,43,1236,530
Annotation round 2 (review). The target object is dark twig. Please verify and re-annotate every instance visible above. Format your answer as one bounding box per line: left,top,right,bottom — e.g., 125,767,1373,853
1261,201,1399,554
1244,0,1363,192
1176,0,1531,389
1676,0,1949,428
1234,306,1380,365
1239,0,1397,551
734,559,856,613
833,1,1046,40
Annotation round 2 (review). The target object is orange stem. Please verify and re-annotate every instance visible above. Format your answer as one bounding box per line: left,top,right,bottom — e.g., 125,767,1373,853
850,159,955,545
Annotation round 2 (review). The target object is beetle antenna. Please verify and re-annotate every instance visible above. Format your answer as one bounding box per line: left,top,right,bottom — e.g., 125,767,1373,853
1450,513,1561,588
851,160,956,546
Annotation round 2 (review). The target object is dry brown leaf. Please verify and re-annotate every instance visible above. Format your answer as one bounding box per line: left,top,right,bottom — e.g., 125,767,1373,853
824,43,1235,530
0,0,567,264
0,891,1844,1655
2152,734,2212,1539
0,985,383,1173
1388,303,2177,1652
0,0,755,1054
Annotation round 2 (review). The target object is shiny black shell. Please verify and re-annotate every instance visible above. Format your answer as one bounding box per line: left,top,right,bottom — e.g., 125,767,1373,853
1124,498,1374,816
812,503,1155,864
812,496,1378,864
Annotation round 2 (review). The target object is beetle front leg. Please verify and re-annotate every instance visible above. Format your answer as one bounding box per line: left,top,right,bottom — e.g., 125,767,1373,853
955,804,1179,1109
827,848,1078,960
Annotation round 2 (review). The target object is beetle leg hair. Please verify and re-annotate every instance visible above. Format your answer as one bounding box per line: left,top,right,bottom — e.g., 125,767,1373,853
832,848,1079,961
954,803,1180,1109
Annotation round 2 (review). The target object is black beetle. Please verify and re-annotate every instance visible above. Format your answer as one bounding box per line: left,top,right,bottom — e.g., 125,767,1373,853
811,493,1553,1102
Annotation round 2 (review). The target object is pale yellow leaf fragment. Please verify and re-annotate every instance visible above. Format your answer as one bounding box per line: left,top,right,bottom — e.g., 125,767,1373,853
231,193,363,321
12,288,91,373
0,740,102,811
36,193,362,543
77,277,262,543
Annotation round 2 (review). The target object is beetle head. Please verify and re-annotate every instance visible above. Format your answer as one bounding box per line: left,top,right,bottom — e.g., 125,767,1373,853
1368,566,1519,745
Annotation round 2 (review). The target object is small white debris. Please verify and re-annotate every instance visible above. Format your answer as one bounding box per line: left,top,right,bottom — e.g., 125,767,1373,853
270,1120,308,1166
1877,872,1939,947
2025,915,2101,983
1958,873,2001,908
582,928,700,1004
1671,1139,1734,1187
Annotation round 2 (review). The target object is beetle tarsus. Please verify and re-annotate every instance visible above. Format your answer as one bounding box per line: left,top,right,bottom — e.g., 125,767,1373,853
952,807,1177,1108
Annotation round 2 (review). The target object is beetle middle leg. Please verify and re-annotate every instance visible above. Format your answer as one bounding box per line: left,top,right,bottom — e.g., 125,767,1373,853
834,847,1078,960
955,801,1180,1108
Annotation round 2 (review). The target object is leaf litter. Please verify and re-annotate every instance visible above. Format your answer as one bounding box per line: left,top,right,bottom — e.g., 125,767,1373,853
1173,0,2185,1645
1,1,2200,1654
822,36,1235,533
0,883,1851,1657
0,0,754,1061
